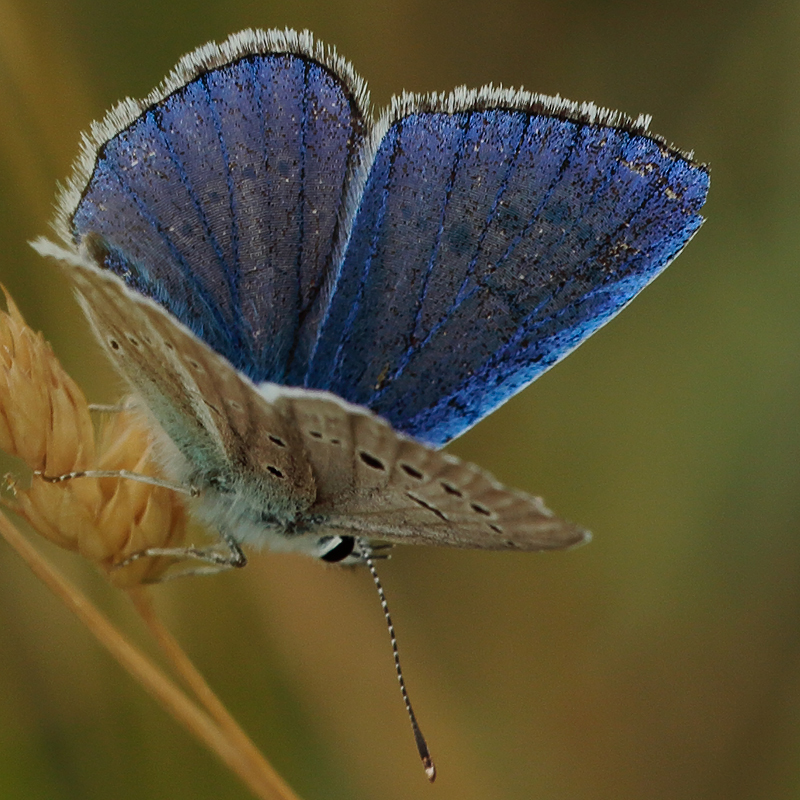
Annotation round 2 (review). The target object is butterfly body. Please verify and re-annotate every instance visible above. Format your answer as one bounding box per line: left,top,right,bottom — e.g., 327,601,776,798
34,28,709,562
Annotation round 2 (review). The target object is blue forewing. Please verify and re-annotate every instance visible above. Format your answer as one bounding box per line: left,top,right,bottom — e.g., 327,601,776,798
60,29,709,447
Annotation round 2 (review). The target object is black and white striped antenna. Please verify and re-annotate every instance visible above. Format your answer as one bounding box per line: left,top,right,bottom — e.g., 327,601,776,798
358,539,436,783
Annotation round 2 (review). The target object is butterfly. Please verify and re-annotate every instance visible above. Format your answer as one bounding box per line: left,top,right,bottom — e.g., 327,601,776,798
30,28,709,780
33,27,708,568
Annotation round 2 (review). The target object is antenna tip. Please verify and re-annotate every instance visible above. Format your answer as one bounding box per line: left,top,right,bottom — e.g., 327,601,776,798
423,756,436,783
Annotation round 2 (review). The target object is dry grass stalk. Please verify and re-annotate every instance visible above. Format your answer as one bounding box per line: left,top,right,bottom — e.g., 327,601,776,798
0,288,303,799
0,511,300,800
0,289,186,585
129,588,302,798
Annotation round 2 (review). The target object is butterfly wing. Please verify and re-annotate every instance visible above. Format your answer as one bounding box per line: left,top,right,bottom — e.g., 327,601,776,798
42,242,317,521
36,240,586,552
56,31,708,450
269,388,588,550
305,92,710,445
60,30,369,385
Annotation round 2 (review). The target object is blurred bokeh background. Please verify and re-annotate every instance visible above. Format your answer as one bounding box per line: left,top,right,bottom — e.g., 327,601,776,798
1,1,799,799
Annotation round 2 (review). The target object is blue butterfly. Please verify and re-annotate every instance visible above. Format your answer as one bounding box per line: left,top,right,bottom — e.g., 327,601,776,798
34,28,708,567
31,28,709,779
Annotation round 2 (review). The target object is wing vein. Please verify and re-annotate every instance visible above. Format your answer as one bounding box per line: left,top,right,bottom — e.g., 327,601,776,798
370,113,576,403
200,73,247,354
328,122,403,383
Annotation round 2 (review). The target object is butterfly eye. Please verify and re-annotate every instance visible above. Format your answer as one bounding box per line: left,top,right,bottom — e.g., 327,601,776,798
318,535,355,563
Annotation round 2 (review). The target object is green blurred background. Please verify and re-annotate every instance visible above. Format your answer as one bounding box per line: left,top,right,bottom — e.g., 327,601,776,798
1,1,799,799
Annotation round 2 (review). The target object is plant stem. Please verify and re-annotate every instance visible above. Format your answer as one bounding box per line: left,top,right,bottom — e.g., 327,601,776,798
0,511,301,800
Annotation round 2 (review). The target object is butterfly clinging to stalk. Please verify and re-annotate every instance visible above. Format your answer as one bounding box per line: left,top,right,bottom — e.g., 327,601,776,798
34,28,708,566
33,28,708,777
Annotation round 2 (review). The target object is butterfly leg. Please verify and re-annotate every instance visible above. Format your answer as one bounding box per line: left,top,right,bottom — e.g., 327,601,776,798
35,468,247,576
88,402,135,413
34,469,198,497
364,543,393,561
116,531,247,579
